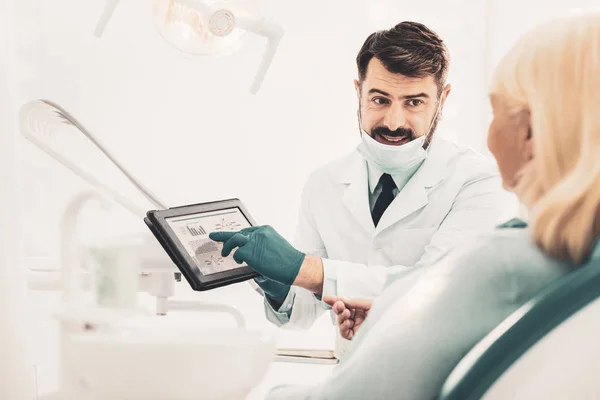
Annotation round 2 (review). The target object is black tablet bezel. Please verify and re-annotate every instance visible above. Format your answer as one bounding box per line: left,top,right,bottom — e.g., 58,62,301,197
145,198,259,291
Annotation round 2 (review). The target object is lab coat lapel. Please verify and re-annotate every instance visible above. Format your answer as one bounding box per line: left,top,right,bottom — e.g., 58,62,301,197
374,138,449,235
340,153,376,236
374,174,428,234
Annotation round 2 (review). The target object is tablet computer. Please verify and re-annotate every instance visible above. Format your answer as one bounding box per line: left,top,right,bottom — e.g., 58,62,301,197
144,198,259,291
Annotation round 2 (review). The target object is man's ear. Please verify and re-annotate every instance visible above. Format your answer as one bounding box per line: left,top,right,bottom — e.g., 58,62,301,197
354,79,363,136
440,83,452,109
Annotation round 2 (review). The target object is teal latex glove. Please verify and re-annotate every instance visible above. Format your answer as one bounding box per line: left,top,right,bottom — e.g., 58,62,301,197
209,226,306,286
254,276,290,303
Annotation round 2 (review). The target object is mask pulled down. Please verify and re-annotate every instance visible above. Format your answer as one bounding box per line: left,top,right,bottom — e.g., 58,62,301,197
356,100,442,175
357,133,428,175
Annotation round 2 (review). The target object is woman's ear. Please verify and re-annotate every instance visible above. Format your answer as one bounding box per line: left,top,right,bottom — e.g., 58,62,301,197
522,117,534,161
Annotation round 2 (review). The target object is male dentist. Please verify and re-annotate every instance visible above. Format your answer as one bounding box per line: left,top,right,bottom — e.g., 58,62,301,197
211,21,510,356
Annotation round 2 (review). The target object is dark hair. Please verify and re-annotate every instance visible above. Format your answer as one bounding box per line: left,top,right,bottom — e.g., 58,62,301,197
356,21,450,94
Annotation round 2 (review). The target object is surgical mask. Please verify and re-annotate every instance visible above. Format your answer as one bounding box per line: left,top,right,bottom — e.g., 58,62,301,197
356,99,442,175
357,133,428,175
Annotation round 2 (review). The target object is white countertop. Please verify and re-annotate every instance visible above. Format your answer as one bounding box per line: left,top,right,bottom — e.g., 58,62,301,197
247,360,336,400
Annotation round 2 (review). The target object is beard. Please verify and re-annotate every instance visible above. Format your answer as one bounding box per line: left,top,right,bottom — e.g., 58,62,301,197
370,112,441,148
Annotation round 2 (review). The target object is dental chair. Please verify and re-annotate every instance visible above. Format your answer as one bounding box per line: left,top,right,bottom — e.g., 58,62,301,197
439,257,600,400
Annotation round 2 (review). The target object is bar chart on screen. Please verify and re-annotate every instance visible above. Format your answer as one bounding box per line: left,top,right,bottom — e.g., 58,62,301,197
186,224,206,236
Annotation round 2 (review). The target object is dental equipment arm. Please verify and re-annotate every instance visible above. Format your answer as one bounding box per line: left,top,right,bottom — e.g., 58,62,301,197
57,191,111,392
93,0,120,38
236,15,284,94
20,99,168,213
94,0,284,94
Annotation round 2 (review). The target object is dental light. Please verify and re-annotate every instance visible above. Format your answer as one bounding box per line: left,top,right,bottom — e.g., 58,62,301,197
94,0,284,94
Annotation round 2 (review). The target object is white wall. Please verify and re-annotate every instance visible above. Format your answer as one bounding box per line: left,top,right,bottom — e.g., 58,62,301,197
18,0,499,259
8,0,597,396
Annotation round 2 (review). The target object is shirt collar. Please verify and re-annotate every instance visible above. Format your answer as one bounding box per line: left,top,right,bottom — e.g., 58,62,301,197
366,159,384,194
366,159,424,194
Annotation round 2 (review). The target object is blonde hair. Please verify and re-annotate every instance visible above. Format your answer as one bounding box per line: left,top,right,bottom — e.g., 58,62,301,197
491,12,600,264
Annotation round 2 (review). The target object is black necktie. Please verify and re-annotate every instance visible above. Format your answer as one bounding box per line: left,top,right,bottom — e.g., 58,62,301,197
372,173,396,227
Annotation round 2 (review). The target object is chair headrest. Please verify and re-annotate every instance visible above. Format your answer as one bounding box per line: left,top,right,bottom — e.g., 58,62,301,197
439,256,600,400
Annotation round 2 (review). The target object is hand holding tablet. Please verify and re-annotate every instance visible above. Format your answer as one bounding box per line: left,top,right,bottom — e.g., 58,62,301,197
145,198,259,291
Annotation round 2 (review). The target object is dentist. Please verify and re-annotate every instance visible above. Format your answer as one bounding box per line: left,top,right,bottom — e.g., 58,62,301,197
212,21,511,356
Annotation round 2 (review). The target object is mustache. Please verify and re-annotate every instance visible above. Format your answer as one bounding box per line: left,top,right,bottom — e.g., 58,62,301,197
371,126,416,141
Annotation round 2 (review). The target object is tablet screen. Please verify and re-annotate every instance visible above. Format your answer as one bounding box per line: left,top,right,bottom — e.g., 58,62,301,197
165,207,252,275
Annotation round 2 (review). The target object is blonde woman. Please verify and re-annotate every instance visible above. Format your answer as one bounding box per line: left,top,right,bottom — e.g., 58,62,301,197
211,11,600,400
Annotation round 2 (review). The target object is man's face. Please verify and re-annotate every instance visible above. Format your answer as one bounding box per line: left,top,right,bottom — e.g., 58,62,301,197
355,57,450,146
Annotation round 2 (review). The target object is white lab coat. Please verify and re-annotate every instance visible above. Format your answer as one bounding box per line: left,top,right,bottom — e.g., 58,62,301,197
264,137,513,346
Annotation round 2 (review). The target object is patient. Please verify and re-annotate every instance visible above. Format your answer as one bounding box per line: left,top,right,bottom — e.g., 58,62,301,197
262,11,600,399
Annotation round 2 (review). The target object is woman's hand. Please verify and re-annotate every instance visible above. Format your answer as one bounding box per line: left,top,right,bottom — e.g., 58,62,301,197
324,296,373,340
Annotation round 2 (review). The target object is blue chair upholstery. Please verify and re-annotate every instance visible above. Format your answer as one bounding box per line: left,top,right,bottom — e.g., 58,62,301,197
438,257,600,400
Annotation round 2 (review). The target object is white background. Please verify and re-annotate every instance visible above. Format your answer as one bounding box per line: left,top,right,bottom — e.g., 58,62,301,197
3,0,599,396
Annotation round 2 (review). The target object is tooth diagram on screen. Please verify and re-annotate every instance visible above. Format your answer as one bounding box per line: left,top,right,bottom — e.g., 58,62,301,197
165,208,252,275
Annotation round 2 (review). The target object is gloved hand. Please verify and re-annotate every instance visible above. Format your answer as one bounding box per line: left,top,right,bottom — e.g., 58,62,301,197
254,276,290,304
209,225,306,286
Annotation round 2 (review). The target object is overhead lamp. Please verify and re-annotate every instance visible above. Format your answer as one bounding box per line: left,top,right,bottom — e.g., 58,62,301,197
94,0,284,93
